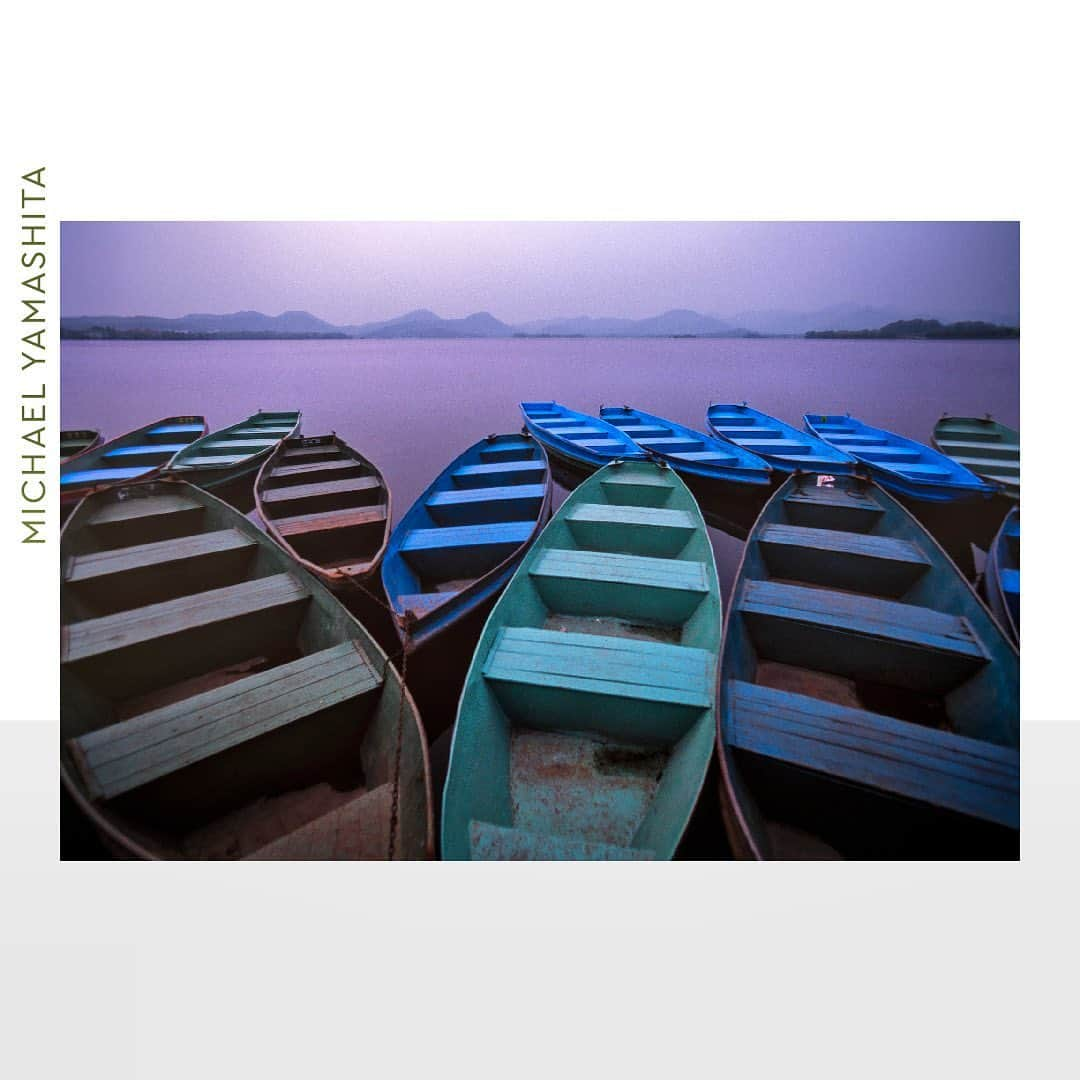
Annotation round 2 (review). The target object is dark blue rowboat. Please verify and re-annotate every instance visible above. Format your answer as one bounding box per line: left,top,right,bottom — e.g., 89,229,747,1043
984,507,1019,645
717,473,1019,859
599,405,771,489
60,415,208,519
520,400,645,471
382,433,552,651
804,413,996,502
706,403,856,475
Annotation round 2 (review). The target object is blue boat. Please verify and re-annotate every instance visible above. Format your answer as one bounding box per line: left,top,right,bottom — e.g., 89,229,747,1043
706,403,856,475
804,413,996,502
984,507,1019,645
520,401,645,471
382,433,552,650
717,473,1019,859
599,405,771,489
60,415,208,520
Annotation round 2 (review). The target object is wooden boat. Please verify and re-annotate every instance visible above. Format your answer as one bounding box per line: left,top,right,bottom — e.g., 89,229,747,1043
256,434,391,595
60,429,103,465
61,478,433,860
984,507,1019,645
442,458,722,860
60,415,207,519
599,405,771,490
382,433,552,651
804,413,996,502
717,473,1019,859
932,415,1020,500
706,403,856,475
520,400,646,472
165,410,302,490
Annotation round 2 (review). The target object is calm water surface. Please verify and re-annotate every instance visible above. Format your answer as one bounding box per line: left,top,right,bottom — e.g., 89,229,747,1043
62,336,1019,594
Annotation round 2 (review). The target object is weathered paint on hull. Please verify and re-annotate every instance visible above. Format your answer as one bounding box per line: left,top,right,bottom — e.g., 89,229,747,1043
443,459,722,860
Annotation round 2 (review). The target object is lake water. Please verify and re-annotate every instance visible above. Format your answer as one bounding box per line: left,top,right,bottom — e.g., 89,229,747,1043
60,337,1020,857
61,336,1020,588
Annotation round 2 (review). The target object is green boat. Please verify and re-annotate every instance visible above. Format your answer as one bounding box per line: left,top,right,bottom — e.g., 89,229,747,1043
442,459,722,860
931,415,1019,500
165,410,302,491
61,478,433,859
717,473,1019,859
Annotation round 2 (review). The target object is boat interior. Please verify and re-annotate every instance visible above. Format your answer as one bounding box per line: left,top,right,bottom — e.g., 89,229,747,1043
444,460,720,860
806,414,965,487
707,403,854,473
60,429,102,464
60,416,206,492
521,401,643,461
719,474,1020,859
61,480,428,859
934,417,1020,492
260,435,389,579
170,411,300,473
385,434,548,624
601,405,768,480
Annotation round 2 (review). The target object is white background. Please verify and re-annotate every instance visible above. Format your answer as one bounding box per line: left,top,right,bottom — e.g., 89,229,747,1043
2,2,1076,1077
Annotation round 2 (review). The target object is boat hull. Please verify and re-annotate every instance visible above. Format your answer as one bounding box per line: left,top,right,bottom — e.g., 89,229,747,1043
805,413,997,504
932,416,1020,501
520,400,647,471
61,478,433,860
256,433,392,597
382,433,552,653
443,459,723,860
60,415,208,521
717,474,1019,860
706,403,857,476
983,507,1020,645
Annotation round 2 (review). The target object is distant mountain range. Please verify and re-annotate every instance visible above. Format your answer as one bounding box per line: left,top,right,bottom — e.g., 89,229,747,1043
61,303,1020,340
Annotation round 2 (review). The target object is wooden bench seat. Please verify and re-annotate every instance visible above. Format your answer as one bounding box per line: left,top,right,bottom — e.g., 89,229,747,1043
565,502,696,557
739,579,988,692
724,680,1019,828
103,443,189,458
399,521,533,578
69,641,381,802
267,458,362,483
483,626,712,741
452,460,546,488
61,466,155,486
782,486,884,533
260,475,381,507
758,523,929,596
86,492,205,545
65,528,255,589
62,572,310,697
274,504,387,539
426,483,546,526
529,548,709,623
468,820,654,860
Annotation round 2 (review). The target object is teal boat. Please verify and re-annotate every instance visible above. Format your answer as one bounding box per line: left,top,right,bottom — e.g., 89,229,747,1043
442,459,722,860
165,410,302,491
717,474,1019,859
984,507,1019,645
60,415,207,520
932,415,1020,501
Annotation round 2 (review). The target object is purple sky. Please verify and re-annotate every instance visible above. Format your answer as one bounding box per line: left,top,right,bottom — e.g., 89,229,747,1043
60,221,1019,324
